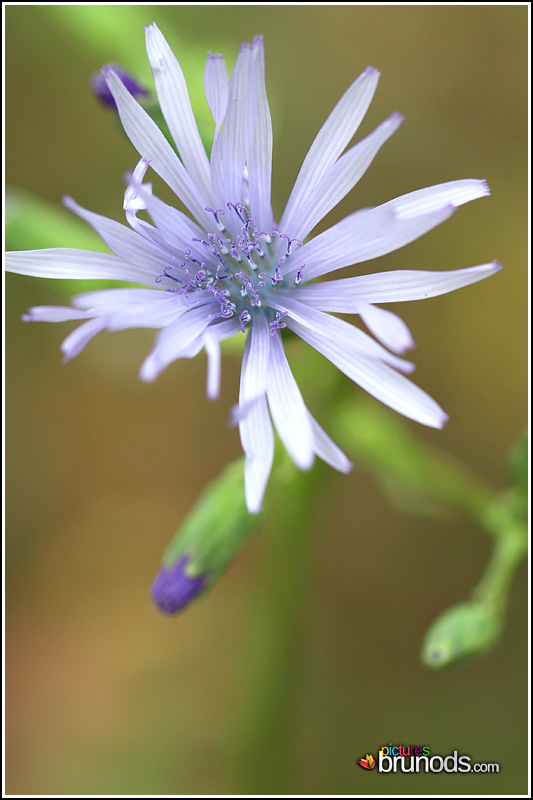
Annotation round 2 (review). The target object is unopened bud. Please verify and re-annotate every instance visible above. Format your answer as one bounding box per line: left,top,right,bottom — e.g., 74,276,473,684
421,600,502,669
151,458,264,616
91,64,149,110
151,555,209,615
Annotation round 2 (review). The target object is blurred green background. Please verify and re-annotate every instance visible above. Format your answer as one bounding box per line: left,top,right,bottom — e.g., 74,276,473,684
5,4,527,795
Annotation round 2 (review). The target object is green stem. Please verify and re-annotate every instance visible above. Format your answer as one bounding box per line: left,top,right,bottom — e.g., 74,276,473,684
473,497,528,609
333,395,496,524
234,456,325,794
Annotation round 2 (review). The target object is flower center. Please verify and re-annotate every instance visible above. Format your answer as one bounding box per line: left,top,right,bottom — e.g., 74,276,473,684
156,202,305,334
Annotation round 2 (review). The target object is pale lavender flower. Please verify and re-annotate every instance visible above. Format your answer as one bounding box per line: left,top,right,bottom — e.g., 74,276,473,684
6,24,500,513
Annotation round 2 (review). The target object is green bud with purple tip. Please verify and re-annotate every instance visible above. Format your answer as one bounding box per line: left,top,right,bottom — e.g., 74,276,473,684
151,458,264,615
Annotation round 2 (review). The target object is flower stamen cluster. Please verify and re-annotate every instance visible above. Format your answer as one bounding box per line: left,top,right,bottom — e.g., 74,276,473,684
156,202,304,328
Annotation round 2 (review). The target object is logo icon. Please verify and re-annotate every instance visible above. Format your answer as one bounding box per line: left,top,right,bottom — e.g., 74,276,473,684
357,754,376,770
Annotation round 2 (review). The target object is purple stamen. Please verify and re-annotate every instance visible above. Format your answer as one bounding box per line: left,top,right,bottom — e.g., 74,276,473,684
205,206,226,229
269,310,288,335
295,264,306,285
155,265,183,285
239,310,251,332
270,266,283,286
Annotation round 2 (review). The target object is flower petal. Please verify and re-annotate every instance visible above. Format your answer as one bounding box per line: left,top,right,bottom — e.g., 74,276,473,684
244,36,274,232
203,317,241,400
61,318,106,363
5,248,157,286
271,295,414,374
238,330,274,513
210,44,251,215
241,392,274,514
287,316,448,428
358,303,415,354
308,413,353,473
267,332,314,470
285,112,403,242
137,187,217,266
241,312,271,400
285,204,455,282
139,302,216,382
295,262,502,306
22,306,89,323
280,67,380,234
72,287,206,331
63,196,178,273
145,24,213,203
204,334,221,401
204,52,229,143
379,179,490,217
102,66,213,229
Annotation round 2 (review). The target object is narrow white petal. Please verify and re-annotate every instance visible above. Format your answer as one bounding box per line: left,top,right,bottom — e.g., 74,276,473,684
242,395,274,514
22,306,89,323
63,196,177,273
358,303,415,354
145,24,213,202
296,262,502,306
379,179,490,217
204,335,221,400
204,52,229,142
5,248,157,286
102,66,213,229
241,313,271,400
210,44,251,213
308,414,353,473
61,318,106,362
123,157,152,214
139,302,216,382
239,335,274,514
281,67,380,233
123,162,176,252
267,333,314,470
136,188,217,267
286,112,403,242
73,287,184,311
204,317,242,400
244,36,274,232
272,295,414,374
287,316,448,428
73,287,208,331
285,204,455,282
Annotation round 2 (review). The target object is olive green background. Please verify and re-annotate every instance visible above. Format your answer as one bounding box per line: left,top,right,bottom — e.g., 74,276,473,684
5,4,528,795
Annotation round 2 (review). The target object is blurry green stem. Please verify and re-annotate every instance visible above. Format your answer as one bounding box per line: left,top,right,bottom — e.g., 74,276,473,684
333,395,495,524
236,455,325,794
474,497,528,609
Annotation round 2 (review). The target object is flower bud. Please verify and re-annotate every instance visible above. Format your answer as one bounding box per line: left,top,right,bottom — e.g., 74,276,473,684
151,458,264,616
420,600,502,669
151,555,209,615
91,64,149,110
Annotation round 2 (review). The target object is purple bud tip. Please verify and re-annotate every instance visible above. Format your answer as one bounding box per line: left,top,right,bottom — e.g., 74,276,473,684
91,64,149,110
151,555,208,615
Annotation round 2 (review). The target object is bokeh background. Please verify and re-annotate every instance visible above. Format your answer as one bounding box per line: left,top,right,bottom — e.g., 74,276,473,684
5,4,528,795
